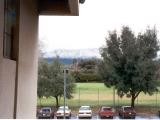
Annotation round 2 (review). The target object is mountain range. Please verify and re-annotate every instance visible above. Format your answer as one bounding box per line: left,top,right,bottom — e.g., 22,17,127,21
43,49,160,65
43,48,101,59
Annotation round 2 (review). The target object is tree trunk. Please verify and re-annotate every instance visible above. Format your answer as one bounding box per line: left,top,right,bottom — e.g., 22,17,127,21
131,91,141,108
131,94,136,108
55,96,59,108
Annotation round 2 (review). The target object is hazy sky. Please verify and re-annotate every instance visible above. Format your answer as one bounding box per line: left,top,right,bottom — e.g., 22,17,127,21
39,0,160,52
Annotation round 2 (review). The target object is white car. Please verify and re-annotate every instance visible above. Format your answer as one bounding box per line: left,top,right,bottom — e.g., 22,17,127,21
56,106,71,119
78,106,92,119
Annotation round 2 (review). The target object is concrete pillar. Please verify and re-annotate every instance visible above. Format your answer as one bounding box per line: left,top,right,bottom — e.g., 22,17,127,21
68,0,79,16
15,0,38,118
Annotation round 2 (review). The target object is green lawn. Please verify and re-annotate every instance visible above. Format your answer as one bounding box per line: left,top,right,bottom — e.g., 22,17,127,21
37,83,160,108
75,83,112,93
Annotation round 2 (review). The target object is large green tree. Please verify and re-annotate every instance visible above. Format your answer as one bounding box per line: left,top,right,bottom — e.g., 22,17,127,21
38,59,50,98
99,26,160,107
72,59,102,82
48,57,75,108
38,56,76,108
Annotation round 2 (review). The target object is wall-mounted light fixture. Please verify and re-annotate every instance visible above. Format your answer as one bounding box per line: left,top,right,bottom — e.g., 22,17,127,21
79,0,85,4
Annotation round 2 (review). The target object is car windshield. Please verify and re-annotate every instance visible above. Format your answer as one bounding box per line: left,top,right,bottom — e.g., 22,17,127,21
124,107,133,111
80,107,90,110
58,107,69,111
42,109,50,113
102,107,112,111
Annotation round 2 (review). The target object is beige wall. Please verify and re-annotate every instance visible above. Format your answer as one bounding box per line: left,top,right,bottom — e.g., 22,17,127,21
0,0,16,118
0,59,16,118
0,0,38,118
15,0,38,118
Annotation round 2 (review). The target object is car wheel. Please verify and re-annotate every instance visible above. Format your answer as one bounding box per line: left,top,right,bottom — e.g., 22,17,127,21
51,116,54,119
122,115,125,119
119,113,121,118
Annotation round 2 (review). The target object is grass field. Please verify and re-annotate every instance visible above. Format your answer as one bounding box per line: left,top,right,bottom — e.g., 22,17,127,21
37,83,160,109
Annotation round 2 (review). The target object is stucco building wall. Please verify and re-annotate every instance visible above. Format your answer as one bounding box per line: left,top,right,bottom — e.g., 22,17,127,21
0,0,16,118
0,0,38,118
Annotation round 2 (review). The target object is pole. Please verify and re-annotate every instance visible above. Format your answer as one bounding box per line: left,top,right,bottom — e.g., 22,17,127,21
79,88,80,107
118,95,119,107
156,91,158,109
40,97,41,107
113,87,115,109
98,88,99,106
63,69,66,119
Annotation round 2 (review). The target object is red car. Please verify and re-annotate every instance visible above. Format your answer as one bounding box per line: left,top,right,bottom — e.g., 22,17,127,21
119,106,136,119
98,106,114,119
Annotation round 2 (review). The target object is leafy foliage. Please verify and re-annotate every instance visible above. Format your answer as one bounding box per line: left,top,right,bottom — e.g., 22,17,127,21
99,26,160,107
38,56,76,108
72,59,102,82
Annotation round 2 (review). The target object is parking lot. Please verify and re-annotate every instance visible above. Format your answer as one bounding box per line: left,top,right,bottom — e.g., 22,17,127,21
37,107,160,119
42,114,159,119
69,114,159,119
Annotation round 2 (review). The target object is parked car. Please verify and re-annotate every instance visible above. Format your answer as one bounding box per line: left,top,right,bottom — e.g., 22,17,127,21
119,106,136,119
56,106,71,119
98,106,114,119
78,106,92,119
37,107,54,119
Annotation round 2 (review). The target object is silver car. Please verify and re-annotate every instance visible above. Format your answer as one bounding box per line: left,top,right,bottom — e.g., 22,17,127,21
56,106,71,119
78,106,92,119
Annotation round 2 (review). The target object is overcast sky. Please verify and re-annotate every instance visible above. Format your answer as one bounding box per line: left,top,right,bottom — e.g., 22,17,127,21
39,0,160,53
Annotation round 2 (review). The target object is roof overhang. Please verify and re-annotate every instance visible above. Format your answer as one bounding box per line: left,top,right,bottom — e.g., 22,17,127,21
38,0,79,16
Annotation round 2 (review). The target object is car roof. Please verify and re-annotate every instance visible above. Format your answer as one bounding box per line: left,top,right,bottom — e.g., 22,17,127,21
101,106,111,109
41,107,51,109
122,106,132,108
80,106,90,107
59,106,69,108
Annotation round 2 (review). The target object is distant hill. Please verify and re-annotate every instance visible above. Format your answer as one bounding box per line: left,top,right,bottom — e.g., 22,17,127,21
44,57,100,65
44,57,74,65
43,48,101,59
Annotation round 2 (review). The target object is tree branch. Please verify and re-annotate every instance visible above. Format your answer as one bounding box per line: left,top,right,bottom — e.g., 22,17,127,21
134,91,141,99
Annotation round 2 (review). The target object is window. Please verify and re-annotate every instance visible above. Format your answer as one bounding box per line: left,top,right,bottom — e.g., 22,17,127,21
3,0,17,59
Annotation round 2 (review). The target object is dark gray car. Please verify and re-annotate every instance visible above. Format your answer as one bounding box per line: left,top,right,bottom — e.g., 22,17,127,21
37,107,54,119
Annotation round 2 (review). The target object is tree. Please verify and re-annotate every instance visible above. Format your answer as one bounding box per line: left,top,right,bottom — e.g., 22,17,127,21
37,56,76,108
72,59,102,82
99,26,160,107
37,59,50,98
48,56,75,108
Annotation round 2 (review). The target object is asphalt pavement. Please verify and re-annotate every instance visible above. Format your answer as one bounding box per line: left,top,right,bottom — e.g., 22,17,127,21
69,114,160,120
38,113,160,119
